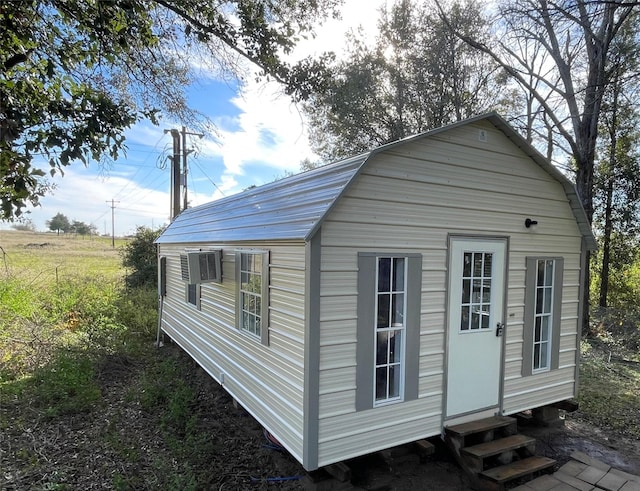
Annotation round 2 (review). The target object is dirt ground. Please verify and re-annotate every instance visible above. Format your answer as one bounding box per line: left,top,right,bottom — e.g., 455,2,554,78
2,343,639,491
337,417,640,490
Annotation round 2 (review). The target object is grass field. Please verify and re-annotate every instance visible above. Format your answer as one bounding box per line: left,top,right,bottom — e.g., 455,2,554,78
0,229,126,280
0,229,305,490
0,230,139,381
0,229,639,489
575,336,640,439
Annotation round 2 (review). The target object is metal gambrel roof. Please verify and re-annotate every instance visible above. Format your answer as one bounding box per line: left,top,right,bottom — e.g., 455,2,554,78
156,113,597,249
155,153,369,244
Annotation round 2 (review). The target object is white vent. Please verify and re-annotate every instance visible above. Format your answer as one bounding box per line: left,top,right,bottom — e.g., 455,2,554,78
181,250,223,283
180,255,190,281
478,129,488,142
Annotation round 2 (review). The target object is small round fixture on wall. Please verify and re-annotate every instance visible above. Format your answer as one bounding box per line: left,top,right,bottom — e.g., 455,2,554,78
525,218,538,228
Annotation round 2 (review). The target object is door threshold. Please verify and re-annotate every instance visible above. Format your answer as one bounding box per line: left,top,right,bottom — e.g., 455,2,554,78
444,407,499,427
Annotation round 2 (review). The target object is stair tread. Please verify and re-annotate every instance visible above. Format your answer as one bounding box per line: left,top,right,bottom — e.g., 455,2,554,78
462,434,536,459
480,456,556,483
445,416,517,437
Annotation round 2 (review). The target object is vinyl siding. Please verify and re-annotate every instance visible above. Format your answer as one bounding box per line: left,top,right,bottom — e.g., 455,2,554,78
315,120,584,466
158,240,307,462
502,239,582,414
156,117,588,470
317,399,443,466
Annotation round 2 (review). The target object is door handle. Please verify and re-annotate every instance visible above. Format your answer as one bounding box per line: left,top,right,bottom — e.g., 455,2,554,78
496,323,504,337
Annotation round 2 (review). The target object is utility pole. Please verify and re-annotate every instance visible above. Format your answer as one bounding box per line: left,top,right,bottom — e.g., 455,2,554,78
106,199,120,248
181,126,204,211
165,126,203,221
164,128,181,221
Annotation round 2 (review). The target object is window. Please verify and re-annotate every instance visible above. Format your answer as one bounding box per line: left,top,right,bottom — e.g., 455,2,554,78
533,259,554,371
185,283,201,309
460,252,493,331
356,253,421,411
523,257,563,376
375,257,406,404
236,251,269,345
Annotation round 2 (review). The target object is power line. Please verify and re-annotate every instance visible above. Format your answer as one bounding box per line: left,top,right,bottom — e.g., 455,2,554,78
111,133,167,201
106,199,120,248
191,157,226,197
181,126,204,211
164,126,203,220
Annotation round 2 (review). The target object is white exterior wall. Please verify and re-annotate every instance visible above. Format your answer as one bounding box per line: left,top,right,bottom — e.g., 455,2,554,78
315,120,583,467
502,243,581,414
158,240,307,462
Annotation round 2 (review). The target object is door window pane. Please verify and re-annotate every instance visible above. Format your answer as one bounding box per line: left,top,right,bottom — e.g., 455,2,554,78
460,252,492,332
481,304,490,329
461,306,470,331
463,253,472,277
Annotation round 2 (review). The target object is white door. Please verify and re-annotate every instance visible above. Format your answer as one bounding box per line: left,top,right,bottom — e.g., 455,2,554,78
446,237,506,418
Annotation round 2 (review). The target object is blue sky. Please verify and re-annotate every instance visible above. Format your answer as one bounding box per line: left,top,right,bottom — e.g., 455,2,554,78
1,1,382,236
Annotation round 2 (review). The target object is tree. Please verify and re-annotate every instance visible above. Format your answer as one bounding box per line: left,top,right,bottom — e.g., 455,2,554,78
121,226,163,288
1,0,340,221
70,220,96,237
593,14,640,308
437,0,638,332
10,219,35,232
302,0,507,162
46,213,71,235
438,0,637,223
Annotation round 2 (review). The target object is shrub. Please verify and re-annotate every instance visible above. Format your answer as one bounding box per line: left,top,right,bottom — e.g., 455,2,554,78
120,226,163,289
113,286,159,351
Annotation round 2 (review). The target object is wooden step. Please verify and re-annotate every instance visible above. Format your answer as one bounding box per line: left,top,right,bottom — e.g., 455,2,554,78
462,434,536,460
479,455,555,484
461,434,537,474
445,416,517,438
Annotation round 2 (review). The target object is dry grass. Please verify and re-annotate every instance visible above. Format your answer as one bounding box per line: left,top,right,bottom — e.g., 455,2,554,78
0,230,304,490
575,338,640,440
0,230,133,381
0,229,125,282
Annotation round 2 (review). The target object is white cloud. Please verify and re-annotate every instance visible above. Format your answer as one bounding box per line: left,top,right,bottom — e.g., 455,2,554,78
2,167,170,236
1,1,387,236
124,122,168,148
296,1,383,58
136,1,387,202
219,81,311,174
198,0,387,190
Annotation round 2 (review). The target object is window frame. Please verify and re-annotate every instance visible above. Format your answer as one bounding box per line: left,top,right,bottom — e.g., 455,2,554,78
356,253,422,411
374,257,408,406
459,251,494,333
523,257,563,376
533,259,554,372
235,250,270,345
185,282,201,309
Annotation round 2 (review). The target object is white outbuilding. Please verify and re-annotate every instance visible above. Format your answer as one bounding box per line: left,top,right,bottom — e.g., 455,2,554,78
155,112,596,471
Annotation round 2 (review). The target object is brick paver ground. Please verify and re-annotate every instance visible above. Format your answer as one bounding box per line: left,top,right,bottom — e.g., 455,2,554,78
513,451,640,491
